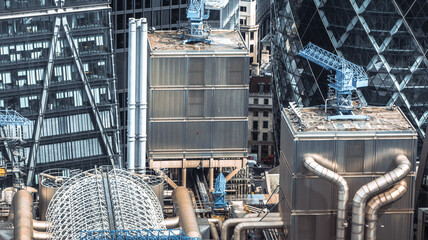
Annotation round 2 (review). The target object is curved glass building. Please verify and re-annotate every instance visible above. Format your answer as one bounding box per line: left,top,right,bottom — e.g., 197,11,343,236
271,0,428,137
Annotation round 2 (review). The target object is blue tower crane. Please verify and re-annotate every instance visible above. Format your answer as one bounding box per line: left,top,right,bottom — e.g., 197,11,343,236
183,0,212,44
298,43,369,120
213,172,227,211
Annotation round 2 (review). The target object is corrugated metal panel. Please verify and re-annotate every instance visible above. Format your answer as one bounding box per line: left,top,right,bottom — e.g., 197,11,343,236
150,58,187,86
149,122,185,150
213,89,247,117
186,122,211,150
150,90,185,118
213,121,247,149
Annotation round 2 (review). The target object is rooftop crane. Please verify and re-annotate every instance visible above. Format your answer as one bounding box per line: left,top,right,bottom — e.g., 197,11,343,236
183,0,212,44
298,43,369,120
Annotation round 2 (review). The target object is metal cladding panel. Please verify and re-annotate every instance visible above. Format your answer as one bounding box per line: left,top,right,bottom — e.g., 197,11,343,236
150,90,185,118
292,177,334,211
280,111,295,170
370,213,413,240
150,58,187,86
213,121,247,149
149,122,185,150
279,150,293,211
186,122,211,150
290,214,335,240
213,89,248,117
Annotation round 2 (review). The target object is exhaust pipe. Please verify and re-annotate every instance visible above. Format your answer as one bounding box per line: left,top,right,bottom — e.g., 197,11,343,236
365,179,407,240
233,220,287,240
303,154,349,240
172,187,202,239
351,154,411,240
220,217,282,240
9,190,52,240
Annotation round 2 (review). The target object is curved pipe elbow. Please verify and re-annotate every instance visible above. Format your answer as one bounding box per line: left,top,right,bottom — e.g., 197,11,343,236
33,230,52,240
220,217,281,240
233,221,286,240
163,216,180,229
32,220,52,231
351,154,411,240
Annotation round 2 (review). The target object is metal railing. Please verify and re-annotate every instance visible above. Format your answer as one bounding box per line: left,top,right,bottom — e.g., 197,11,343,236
80,229,201,240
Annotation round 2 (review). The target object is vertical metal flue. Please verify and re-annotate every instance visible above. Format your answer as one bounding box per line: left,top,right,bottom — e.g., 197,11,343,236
128,18,148,173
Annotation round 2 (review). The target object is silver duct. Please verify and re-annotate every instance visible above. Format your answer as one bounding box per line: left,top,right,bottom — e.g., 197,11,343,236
365,179,407,240
351,154,411,240
172,187,202,239
303,154,349,240
220,217,282,240
243,212,280,218
233,221,287,240
127,18,148,172
127,18,137,172
163,216,180,229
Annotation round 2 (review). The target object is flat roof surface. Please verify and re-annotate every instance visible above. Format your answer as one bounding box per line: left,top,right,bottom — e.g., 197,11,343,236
284,106,414,132
148,30,247,52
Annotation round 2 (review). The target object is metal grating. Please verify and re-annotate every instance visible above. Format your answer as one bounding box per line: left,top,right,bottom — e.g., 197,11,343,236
79,229,201,240
46,167,165,239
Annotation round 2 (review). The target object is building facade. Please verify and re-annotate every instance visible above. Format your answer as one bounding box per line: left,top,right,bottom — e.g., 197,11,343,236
147,30,249,187
271,0,428,138
0,0,121,185
248,76,274,163
239,0,259,74
256,0,270,62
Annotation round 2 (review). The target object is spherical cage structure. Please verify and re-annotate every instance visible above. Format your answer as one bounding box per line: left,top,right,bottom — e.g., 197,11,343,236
46,168,165,239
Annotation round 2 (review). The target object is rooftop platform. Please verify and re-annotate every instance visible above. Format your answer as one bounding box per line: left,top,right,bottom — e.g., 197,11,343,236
148,30,247,55
283,106,415,133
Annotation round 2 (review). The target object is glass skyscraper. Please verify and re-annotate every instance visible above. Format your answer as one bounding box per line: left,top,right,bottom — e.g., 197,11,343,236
271,0,428,137
0,0,121,185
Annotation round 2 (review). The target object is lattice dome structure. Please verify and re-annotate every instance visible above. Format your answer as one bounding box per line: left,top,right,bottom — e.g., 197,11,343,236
46,167,165,239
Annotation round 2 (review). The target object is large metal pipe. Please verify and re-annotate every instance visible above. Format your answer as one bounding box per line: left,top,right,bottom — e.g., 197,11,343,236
208,218,223,229
127,18,137,172
209,221,220,240
220,217,282,240
163,216,180,229
351,154,411,240
365,179,407,240
303,154,349,240
9,190,52,240
243,212,280,218
137,18,148,173
172,187,202,238
233,220,287,240
13,190,33,240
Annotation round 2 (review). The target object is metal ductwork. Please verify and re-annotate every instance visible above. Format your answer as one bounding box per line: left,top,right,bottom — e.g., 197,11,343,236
127,18,148,173
233,220,287,240
303,154,349,240
163,216,180,229
10,190,51,240
365,179,407,240
351,154,411,240
220,217,282,240
172,186,202,239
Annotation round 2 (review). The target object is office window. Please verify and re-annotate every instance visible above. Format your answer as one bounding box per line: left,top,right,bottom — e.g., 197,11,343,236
263,133,268,141
263,111,268,117
253,121,258,130
264,99,269,104
251,145,258,154
254,98,258,104
253,111,258,117
252,132,258,141
240,6,247,12
263,121,268,128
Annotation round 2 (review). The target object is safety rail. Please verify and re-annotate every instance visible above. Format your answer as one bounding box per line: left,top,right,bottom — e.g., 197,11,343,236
80,229,201,240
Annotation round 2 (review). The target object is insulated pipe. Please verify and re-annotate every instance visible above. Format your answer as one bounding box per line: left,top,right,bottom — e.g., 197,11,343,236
233,221,287,240
351,154,411,240
243,212,280,218
32,231,51,240
127,18,137,172
134,19,141,170
365,179,407,240
138,18,148,173
163,216,180,229
303,154,349,240
209,222,220,240
172,187,202,239
220,217,282,240
33,220,52,231
13,190,33,240
208,218,223,229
